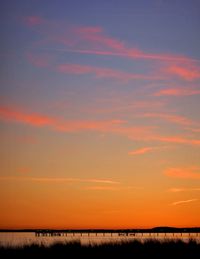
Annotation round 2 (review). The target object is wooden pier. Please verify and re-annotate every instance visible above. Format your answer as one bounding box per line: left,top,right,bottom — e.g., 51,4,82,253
34,229,200,237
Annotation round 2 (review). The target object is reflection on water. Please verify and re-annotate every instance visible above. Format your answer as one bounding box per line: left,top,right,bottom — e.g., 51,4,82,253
0,232,199,247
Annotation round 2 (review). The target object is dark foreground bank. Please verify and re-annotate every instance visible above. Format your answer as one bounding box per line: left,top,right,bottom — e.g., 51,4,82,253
0,239,200,259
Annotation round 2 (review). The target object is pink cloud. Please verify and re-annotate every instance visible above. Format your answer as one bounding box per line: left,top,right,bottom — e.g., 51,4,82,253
128,147,154,155
0,106,54,126
155,87,200,96
1,105,200,146
54,120,153,143
65,25,192,62
165,167,200,179
188,128,200,133
69,25,198,62
157,136,200,146
141,112,193,126
86,100,165,115
0,105,110,131
58,63,92,75
110,126,156,141
61,46,191,63
57,63,161,81
56,120,118,132
128,145,168,155
74,26,125,52
0,105,152,141
22,17,197,63
166,65,200,81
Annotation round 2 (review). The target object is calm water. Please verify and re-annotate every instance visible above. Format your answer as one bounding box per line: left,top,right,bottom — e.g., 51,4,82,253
0,232,200,247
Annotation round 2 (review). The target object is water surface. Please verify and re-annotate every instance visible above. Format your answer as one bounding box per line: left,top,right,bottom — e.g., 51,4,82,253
0,232,199,247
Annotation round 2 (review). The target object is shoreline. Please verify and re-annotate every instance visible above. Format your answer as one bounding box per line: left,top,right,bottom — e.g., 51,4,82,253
0,226,200,233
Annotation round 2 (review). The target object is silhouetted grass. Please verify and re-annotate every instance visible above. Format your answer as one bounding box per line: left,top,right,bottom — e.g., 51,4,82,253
0,239,200,258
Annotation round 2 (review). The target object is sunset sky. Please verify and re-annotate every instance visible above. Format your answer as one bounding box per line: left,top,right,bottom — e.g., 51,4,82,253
0,0,200,229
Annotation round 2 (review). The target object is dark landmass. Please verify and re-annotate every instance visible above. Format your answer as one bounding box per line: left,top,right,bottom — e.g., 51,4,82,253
0,239,200,259
0,226,200,233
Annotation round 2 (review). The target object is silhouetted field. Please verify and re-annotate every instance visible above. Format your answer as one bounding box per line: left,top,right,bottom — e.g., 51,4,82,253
0,239,200,259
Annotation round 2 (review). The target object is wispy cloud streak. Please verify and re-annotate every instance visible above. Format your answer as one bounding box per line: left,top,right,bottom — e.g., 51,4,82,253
0,105,155,141
141,112,193,126
168,187,200,192
166,65,200,81
165,167,200,179
59,48,192,62
171,199,198,206
23,16,198,63
83,186,119,191
57,63,162,81
0,106,54,126
155,87,200,96
128,147,155,155
0,176,119,184
157,136,200,146
83,185,143,191
1,105,200,146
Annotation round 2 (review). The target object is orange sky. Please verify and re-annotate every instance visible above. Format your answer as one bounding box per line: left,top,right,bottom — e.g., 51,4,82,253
0,0,200,229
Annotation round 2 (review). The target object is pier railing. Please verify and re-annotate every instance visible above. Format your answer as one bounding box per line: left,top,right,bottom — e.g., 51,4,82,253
35,229,200,237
